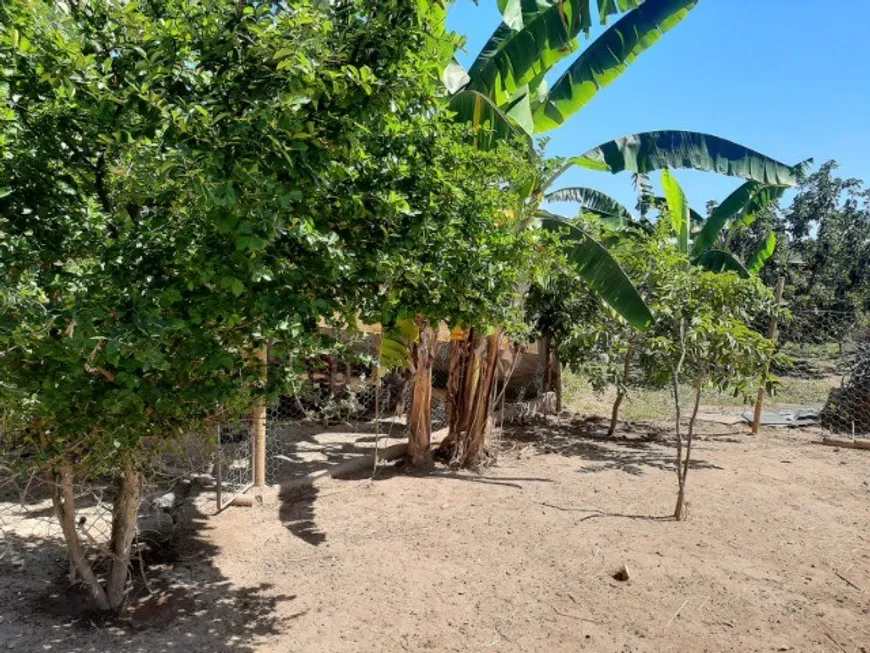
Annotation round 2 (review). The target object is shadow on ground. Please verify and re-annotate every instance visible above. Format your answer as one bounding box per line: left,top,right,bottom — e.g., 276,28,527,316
501,414,722,476
0,496,298,653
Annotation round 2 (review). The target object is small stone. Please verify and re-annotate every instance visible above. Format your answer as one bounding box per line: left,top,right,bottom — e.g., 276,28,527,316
612,564,631,582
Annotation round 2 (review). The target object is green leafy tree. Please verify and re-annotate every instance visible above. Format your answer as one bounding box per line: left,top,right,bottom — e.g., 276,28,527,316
643,268,779,519
746,161,870,341
0,0,536,608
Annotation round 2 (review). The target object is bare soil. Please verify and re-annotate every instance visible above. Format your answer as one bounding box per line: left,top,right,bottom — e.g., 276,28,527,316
2,414,869,652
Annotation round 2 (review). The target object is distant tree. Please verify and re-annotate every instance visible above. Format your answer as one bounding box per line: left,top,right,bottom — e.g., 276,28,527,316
735,161,870,339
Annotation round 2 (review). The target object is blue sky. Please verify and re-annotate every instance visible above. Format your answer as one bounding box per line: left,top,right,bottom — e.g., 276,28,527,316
447,0,870,213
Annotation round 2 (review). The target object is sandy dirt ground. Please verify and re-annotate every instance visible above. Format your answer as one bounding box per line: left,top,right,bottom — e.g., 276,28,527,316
1,414,869,653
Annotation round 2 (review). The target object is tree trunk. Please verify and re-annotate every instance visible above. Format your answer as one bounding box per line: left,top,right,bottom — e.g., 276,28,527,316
105,457,141,610
541,336,552,395
608,337,636,436
445,330,470,442
675,379,703,521
50,461,111,611
552,339,563,413
671,373,685,521
408,325,437,467
671,319,687,521
451,330,501,467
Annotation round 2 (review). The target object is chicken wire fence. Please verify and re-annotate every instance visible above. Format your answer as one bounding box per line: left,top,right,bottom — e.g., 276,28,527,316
0,336,549,559
0,430,218,562
775,310,870,435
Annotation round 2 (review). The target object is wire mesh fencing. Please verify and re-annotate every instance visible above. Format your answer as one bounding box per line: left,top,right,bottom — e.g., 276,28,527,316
262,333,450,486
0,333,550,565
774,310,870,435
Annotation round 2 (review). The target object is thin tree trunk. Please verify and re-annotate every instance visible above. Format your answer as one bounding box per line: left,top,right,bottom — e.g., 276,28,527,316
671,374,685,521
50,461,110,611
105,457,141,609
683,380,703,486
671,318,687,521
552,339,563,413
463,330,501,465
445,331,469,443
541,335,552,395
609,337,636,436
675,379,702,521
408,325,436,467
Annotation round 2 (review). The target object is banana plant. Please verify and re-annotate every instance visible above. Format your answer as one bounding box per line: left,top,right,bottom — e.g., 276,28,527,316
559,168,791,276
444,0,807,185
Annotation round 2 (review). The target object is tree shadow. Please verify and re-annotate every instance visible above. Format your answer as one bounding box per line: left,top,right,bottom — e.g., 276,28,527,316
502,415,722,477
0,498,297,652
277,486,326,547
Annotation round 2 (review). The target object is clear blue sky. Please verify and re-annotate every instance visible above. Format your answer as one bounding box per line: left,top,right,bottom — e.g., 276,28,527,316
448,0,870,212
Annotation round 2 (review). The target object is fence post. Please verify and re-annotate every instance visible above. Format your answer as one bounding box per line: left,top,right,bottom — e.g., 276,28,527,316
253,345,268,488
752,277,785,434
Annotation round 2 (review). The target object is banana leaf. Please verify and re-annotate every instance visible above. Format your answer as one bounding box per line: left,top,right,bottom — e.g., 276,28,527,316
661,169,689,254
544,186,635,225
695,250,750,279
448,89,531,151
538,211,653,329
572,131,810,186
747,233,777,275
533,0,698,131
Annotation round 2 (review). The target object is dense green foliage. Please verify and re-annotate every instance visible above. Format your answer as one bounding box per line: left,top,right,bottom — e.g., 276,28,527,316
0,0,535,474
731,161,870,337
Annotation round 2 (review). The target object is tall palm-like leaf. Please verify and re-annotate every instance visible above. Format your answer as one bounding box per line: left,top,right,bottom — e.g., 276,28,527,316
448,89,531,150
733,184,788,229
747,233,777,275
572,131,810,185
533,0,698,131
497,0,644,32
468,3,582,106
661,169,689,254
544,186,635,224
692,181,770,256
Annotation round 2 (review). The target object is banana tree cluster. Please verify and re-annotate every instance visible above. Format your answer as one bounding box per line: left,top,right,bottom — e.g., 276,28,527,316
407,0,812,468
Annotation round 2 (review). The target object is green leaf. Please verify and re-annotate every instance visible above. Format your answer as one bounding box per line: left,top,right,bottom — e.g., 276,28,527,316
533,0,699,132
747,233,777,275
692,181,760,256
597,0,645,23
544,186,635,225
661,169,689,254
734,184,788,230
0,188,11,199
503,86,535,136
467,2,583,106
538,211,653,330
694,250,750,278
442,58,471,94
448,89,531,151
229,278,245,297
571,131,810,186
497,0,641,33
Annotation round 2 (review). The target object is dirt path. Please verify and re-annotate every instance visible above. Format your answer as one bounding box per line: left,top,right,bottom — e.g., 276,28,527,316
2,417,869,652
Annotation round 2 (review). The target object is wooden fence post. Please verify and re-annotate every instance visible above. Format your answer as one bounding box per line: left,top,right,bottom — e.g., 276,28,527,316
253,345,268,487
752,277,785,434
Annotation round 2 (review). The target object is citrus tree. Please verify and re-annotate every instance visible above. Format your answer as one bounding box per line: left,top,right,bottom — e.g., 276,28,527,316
0,0,534,608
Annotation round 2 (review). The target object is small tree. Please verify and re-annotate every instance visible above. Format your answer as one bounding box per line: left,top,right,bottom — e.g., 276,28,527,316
644,268,779,520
